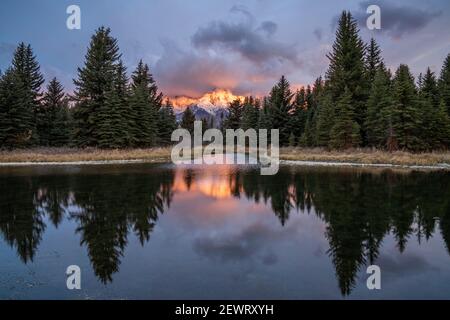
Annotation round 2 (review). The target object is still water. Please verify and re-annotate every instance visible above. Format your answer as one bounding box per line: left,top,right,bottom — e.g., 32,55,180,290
1,163,450,299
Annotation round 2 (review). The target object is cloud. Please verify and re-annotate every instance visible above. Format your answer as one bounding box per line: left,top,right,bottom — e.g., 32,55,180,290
153,40,240,97
354,1,442,39
191,20,300,66
193,222,282,264
313,28,323,41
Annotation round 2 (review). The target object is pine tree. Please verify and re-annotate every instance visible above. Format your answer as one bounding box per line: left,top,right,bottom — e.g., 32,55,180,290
420,68,448,149
36,78,70,146
72,27,121,147
315,92,334,147
2,43,44,147
330,87,361,149
365,68,392,148
96,61,131,148
180,106,196,134
240,96,259,131
129,60,161,147
389,64,423,151
258,97,272,131
290,88,307,144
158,98,178,145
300,78,322,146
365,38,383,83
223,99,243,130
326,11,368,145
267,76,294,146
439,53,450,115
0,68,30,148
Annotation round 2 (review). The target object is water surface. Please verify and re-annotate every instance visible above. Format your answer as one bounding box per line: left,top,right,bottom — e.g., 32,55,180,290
1,163,450,299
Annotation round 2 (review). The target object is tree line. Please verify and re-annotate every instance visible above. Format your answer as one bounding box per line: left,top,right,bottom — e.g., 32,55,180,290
218,11,450,151
2,11,450,151
0,27,177,149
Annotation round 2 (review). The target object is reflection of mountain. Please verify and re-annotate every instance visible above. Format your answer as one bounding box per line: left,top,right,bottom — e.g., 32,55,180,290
1,165,450,295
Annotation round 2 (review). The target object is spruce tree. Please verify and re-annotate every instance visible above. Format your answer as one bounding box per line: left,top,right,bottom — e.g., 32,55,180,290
389,64,423,151
267,76,294,146
3,43,44,147
129,60,161,147
72,27,121,147
290,88,307,144
180,106,196,134
326,11,368,145
36,78,70,146
365,38,383,83
158,98,178,145
365,68,392,148
223,99,243,130
420,68,448,149
240,96,259,131
315,92,335,147
0,68,29,148
330,87,361,149
439,53,450,115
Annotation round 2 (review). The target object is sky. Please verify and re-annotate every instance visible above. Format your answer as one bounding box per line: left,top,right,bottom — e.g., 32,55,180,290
1,0,450,101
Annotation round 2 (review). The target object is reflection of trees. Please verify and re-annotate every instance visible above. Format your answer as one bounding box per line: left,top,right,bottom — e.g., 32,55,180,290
232,167,450,296
0,166,174,283
2,165,450,295
0,176,46,263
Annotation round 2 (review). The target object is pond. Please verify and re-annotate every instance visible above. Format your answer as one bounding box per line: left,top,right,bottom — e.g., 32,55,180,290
1,163,450,299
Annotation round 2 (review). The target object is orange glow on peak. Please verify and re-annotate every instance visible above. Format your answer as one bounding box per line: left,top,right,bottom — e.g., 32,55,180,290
170,89,245,109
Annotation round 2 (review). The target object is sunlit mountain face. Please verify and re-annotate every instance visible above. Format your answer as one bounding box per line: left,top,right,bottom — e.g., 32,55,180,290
171,89,245,111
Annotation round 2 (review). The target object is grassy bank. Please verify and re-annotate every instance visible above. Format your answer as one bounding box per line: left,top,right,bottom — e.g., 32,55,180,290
0,147,172,163
1,147,450,167
279,148,450,166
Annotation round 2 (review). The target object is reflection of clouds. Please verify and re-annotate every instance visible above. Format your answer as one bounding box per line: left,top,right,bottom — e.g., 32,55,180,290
376,252,439,281
193,222,280,264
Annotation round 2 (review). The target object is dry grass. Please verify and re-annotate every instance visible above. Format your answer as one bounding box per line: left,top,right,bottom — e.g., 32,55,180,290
279,147,450,166
0,147,172,163
1,147,450,167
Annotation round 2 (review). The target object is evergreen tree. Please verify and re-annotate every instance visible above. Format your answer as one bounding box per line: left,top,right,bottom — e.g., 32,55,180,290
439,53,450,115
365,38,383,83
290,88,307,145
258,97,272,131
158,98,178,145
326,11,368,145
420,68,448,149
36,78,70,146
180,106,195,134
223,99,243,130
240,96,259,131
330,87,361,149
389,64,423,151
365,68,392,148
0,43,44,147
72,27,121,147
315,92,334,147
267,76,294,146
129,61,161,147
0,68,30,148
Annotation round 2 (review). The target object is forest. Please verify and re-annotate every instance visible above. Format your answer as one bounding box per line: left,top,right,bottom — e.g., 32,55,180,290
1,11,450,152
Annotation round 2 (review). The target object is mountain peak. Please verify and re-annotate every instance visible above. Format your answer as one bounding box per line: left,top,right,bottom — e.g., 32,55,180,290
171,89,244,111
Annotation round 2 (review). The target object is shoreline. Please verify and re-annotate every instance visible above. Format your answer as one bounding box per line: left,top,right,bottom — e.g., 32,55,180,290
0,147,450,170
1,147,450,171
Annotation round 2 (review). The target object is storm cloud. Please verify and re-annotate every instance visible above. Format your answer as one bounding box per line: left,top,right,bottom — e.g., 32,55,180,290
191,20,300,66
354,1,442,39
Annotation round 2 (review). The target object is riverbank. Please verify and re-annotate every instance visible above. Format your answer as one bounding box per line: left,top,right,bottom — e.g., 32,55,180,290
0,147,450,169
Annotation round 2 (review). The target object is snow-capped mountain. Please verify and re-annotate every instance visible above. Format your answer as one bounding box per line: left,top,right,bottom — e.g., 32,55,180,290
175,104,229,128
173,89,241,127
